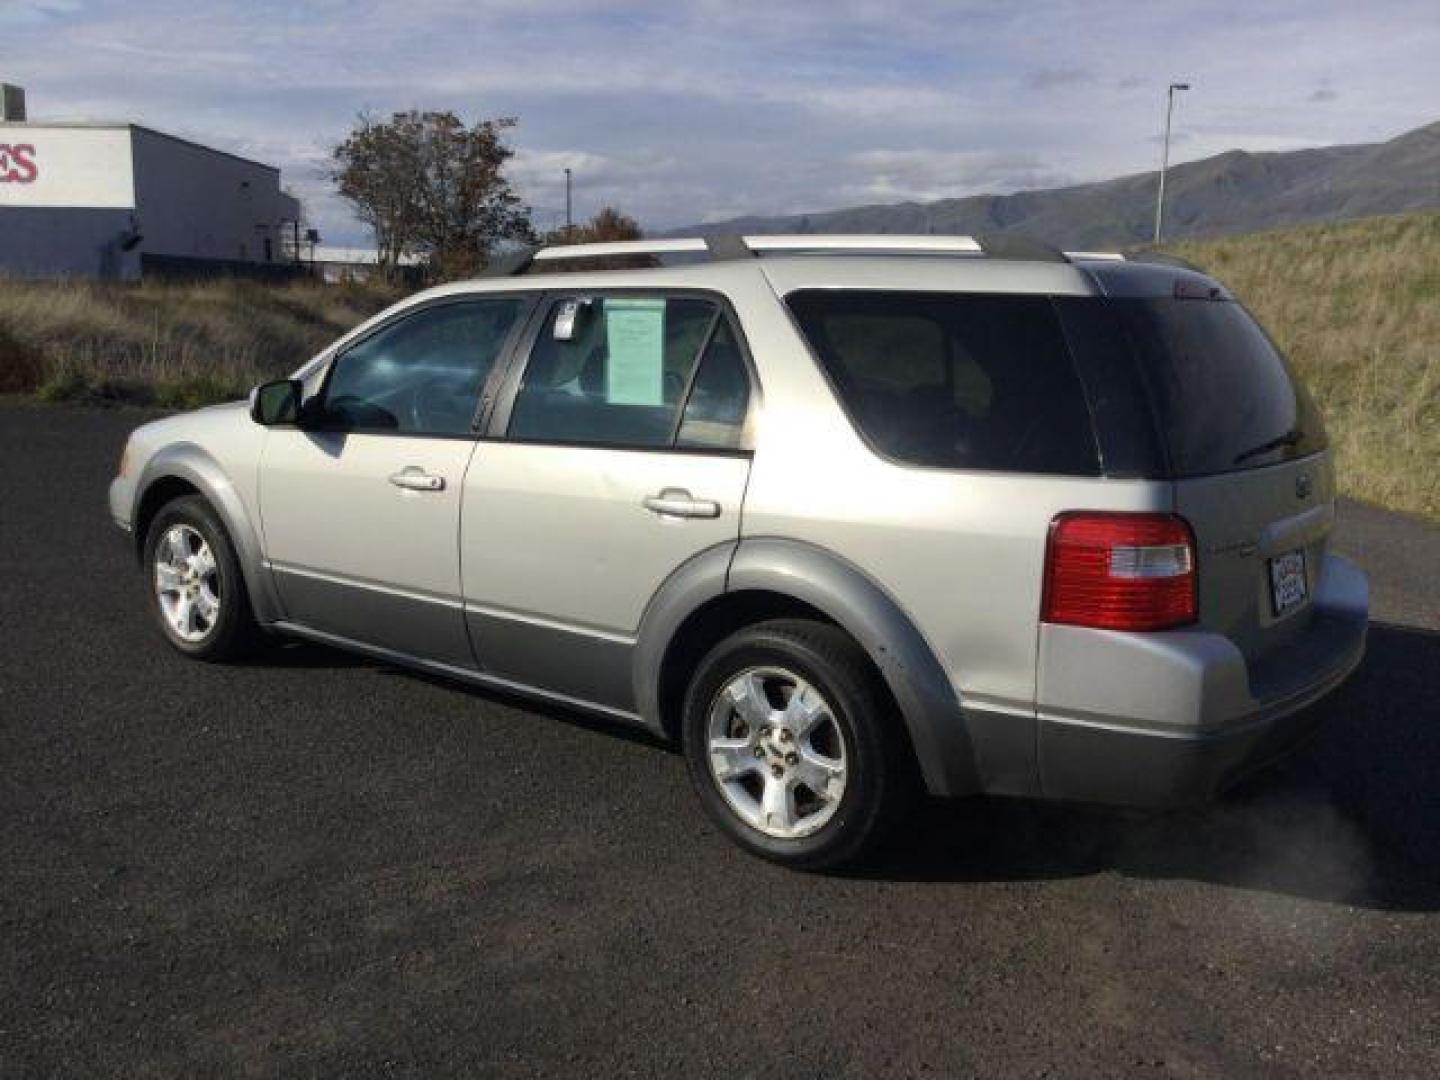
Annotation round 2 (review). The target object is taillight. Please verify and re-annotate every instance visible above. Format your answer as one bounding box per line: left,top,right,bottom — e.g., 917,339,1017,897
1042,512,1197,631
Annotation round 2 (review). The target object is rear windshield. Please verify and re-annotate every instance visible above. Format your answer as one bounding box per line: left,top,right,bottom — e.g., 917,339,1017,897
785,291,1100,475
1106,298,1328,477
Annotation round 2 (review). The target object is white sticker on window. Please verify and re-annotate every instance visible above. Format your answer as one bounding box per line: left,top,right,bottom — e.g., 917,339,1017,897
604,298,666,406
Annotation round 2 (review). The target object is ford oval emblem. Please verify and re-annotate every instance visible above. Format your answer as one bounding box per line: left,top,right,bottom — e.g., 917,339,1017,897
1296,473,1313,500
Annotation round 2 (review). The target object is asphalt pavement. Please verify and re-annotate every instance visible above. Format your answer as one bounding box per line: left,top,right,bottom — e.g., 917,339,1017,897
2,400,1438,1077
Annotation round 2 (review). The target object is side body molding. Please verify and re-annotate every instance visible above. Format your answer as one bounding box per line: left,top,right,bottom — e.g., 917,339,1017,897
132,443,285,625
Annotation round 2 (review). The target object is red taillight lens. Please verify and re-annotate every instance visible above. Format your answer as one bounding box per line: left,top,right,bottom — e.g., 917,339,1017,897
1042,512,1197,631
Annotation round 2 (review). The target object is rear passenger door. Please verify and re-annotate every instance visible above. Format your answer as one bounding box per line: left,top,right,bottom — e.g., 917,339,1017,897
460,292,754,712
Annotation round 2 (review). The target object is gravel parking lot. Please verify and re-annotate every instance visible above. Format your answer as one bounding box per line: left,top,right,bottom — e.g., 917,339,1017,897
2,401,1437,1077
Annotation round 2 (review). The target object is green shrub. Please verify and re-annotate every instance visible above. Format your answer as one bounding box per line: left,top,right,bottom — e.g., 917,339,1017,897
0,323,45,393
154,375,245,411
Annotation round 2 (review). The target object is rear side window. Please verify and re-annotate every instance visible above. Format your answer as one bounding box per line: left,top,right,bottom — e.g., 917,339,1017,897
1106,299,1328,477
509,296,749,450
786,291,1100,474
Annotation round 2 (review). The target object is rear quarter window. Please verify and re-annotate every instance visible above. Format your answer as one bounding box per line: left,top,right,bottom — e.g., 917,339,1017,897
785,291,1100,475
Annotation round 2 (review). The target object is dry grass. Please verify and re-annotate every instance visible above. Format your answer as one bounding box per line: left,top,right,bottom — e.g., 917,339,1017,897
0,277,401,409
1162,211,1440,523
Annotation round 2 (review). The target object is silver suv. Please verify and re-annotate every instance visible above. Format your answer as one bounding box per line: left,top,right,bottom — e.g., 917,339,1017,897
110,235,1369,869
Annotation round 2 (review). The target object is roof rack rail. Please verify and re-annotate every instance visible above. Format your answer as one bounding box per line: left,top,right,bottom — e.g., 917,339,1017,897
740,234,983,254
476,247,538,277
531,237,710,263
1063,250,1127,262
971,233,1067,263
526,234,987,266
704,234,754,261
480,232,1112,276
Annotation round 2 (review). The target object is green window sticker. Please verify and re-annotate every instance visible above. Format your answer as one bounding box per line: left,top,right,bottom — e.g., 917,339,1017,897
604,298,666,405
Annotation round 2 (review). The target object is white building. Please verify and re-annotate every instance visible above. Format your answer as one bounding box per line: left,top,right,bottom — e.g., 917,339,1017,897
309,245,423,284
0,85,301,280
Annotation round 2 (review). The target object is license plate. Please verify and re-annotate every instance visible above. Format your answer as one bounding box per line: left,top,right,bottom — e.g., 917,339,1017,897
1269,548,1308,616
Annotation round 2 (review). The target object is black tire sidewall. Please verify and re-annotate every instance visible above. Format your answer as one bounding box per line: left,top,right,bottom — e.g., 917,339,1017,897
142,495,252,661
681,621,900,870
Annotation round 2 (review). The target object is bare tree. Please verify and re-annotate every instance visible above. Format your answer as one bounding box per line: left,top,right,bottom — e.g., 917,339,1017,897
332,110,534,280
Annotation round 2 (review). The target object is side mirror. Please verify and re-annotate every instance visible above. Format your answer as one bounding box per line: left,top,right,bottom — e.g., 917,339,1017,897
249,379,303,426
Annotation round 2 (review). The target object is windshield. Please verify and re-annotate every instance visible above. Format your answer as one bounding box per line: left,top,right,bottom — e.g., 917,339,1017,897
1107,298,1328,477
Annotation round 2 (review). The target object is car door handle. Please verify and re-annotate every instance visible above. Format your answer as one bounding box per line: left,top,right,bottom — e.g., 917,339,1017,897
643,488,721,519
389,468,445,492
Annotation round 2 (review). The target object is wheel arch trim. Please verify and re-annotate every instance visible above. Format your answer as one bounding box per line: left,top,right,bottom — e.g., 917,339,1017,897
633,541,739,736
635,536,988,796
132,443,283,625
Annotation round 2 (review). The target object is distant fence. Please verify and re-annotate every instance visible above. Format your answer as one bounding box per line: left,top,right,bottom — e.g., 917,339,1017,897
140,254,314,284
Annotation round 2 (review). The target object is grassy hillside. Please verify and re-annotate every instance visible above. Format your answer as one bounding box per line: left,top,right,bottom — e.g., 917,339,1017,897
0,278,399,409
1163,210,1440,522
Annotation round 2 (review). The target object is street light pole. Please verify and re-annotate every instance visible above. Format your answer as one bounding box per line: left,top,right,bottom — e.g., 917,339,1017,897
1153,81,1190,245
564,167,573,239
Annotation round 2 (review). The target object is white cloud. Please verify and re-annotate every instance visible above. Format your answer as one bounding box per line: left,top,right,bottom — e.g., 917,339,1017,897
841,149,1074,203
0,0,84,27
3,0,1437,240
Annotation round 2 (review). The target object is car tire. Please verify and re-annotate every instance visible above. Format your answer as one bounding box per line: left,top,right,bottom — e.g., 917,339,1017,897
142,494,260,661
681,618,915,871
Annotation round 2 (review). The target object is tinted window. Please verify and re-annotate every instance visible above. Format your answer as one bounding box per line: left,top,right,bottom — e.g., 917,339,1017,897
677,320,750,450
786,291,1100,474
1053,298,1168,479
509,296,722,448
1107,298,1327,476
321,300,523,435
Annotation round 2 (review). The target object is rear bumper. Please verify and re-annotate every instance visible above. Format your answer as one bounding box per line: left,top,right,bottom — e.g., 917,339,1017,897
1035,553,1368,807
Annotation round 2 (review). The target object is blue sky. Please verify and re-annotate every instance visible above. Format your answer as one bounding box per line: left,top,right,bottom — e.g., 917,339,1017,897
3,0,1438,245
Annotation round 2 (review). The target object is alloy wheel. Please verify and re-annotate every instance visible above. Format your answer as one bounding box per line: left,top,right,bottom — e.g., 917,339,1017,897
153,524,221,644
704,666,848,839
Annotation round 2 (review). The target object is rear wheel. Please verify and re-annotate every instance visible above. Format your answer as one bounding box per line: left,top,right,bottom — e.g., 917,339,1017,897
142,495,258,661
681,619,914,870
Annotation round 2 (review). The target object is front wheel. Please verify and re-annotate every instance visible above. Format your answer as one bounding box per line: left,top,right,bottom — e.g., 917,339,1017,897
142,494,258,661
681,619,915,870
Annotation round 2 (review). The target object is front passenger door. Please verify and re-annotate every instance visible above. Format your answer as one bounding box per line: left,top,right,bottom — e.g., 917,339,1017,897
259,296,529,667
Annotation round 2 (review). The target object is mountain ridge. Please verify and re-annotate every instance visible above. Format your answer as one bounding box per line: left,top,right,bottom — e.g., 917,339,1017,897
668,120,1440,247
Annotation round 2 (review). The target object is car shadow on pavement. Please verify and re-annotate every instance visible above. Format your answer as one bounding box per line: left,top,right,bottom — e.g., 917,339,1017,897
237,639,371,669
863,621,1440,912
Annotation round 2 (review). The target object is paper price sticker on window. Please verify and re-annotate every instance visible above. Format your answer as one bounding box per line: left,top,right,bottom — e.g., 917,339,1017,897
605,298,666,406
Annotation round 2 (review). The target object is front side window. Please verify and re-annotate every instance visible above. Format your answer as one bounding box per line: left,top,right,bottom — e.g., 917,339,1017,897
509,295,750,450
320,299,524,435
786,291,1100,474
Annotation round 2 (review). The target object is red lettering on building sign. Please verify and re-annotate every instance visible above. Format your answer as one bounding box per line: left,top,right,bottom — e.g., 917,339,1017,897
0,144,38,183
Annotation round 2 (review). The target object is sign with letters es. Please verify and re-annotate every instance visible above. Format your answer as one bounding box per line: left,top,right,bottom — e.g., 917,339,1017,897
0,127,134,207
0,143,38,183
